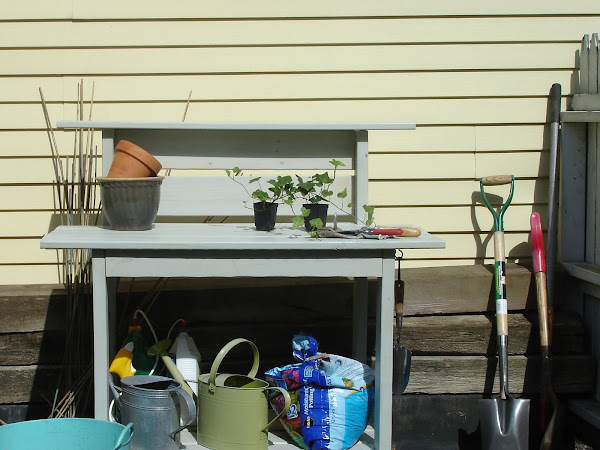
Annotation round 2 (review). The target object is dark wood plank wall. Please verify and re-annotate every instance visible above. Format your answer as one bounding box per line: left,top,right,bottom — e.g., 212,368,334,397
0,264,593,422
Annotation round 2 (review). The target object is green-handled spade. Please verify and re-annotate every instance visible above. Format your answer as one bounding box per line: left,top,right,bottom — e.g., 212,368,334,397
479,175,530,450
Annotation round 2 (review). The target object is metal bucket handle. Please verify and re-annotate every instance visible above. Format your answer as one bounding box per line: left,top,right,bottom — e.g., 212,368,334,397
169,387,197,439
113,422,134,450
262,386,292,433
209,338,259,394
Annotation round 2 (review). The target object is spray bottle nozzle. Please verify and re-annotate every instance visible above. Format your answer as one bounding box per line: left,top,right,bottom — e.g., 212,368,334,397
132,317,139,327
181,319,188,331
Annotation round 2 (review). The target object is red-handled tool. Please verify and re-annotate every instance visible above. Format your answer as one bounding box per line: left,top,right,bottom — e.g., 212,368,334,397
531,211,564,449
375,227,422,237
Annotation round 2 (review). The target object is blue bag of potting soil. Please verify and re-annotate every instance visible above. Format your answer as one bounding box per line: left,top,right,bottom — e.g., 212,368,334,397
300,384,374,450
298,355,374,449
267,335,374,449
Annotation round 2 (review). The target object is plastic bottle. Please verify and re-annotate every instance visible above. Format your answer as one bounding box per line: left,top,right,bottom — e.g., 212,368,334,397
170,321,201,396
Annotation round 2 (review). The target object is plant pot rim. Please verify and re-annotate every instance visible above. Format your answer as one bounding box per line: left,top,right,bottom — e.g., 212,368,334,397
114,140,162,176
98,176,165,182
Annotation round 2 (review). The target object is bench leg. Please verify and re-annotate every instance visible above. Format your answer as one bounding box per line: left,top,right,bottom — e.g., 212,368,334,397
353,277,368,364
92,252,110,420
374,254,395,450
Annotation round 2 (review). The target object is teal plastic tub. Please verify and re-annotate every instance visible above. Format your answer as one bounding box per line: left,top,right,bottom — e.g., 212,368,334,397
0,418,133,450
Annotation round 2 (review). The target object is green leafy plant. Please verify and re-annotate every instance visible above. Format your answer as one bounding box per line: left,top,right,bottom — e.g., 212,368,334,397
226,161,375,235
225,167,296,207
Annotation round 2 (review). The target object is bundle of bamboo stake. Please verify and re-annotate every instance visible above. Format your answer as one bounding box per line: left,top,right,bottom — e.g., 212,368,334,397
40,80,99,418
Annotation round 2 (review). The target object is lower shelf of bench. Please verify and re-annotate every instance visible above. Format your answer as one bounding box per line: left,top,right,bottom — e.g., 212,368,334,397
180,426,375,449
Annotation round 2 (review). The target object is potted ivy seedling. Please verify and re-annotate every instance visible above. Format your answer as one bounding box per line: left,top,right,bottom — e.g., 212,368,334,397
226,168,296,231
293,159,346,231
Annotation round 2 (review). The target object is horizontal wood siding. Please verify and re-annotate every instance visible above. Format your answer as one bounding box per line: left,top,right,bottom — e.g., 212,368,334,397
1,3,599,283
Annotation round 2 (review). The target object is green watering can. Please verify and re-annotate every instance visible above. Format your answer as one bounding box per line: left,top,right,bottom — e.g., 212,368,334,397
197,338,291,450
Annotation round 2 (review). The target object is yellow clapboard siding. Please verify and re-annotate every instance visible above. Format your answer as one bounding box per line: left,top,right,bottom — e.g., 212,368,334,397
0,211,98,237
475,152,547,178
0,157,101,184
65,98,560,126
8,71,570,103
1,98,556,129
475,125,548,151
370,127,476,153
0,239,65,264
67,1,600,19
0,185,59,210
2,44,578,76
370,125,547,153
374,205,547,233
369,179,547,206
0,264,63,285
1,18,598,48
370,153,476,179
0,130,84,157
0,97,554,130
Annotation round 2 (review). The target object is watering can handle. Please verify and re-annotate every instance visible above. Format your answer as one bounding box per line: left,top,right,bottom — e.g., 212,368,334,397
262,387,292,433
108,373,123,412
112,422,134,450
209,338,259,393
169,387,197,439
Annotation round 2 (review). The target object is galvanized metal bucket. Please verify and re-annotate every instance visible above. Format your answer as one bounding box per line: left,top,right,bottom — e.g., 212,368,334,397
113,375,196,450
197,338,291,450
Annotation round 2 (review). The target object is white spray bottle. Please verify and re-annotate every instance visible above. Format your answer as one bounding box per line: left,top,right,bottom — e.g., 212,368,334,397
170,320,201,396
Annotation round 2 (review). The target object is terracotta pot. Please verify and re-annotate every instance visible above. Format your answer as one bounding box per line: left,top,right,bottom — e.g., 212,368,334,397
107,140,162,178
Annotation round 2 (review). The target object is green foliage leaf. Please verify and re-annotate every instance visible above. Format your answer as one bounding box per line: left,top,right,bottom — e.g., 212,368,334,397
225,169,231,176
347,202,354,207
366,219,374,226
233,167,241,175
292,216,304,229
249,177,261,183
300,206,311,217
314,172,333,185
330,159,345,167
297,181,315,195
251,189,270,202
308,218,323,229
321,190,333,198
363,205,375,214
337,188,348,199
284,198,294,205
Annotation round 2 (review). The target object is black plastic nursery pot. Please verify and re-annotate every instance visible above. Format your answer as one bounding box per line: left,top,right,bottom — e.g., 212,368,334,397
303,203,328,231
253,202,278,231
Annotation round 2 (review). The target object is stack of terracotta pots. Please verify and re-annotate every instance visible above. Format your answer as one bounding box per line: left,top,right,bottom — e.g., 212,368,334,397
98,140,164,230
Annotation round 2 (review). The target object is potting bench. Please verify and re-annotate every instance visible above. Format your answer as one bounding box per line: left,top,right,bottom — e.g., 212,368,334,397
40,121,446,449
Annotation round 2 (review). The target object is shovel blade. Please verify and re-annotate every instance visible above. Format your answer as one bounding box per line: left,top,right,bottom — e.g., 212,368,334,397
479,397,530,450
392,346,411,394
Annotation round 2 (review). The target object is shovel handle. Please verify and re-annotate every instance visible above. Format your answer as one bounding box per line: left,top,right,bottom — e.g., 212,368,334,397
481,175,513,186
550,83,561,123
531,213,551,351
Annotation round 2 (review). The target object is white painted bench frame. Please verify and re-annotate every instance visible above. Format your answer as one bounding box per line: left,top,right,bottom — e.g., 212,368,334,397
41,121,446,450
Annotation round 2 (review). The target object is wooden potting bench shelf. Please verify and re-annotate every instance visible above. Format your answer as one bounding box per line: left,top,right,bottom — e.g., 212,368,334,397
40,121,445,449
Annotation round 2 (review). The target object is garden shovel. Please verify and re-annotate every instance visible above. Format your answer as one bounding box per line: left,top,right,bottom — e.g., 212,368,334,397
392,257,411,394
478,175,530,450
531,212,565,449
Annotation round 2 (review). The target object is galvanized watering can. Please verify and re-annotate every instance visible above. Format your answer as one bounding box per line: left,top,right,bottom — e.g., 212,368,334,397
111,375,196,450
197,338,291,450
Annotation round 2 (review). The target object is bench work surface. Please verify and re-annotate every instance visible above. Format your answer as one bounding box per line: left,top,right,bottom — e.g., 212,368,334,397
41,223,443,251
